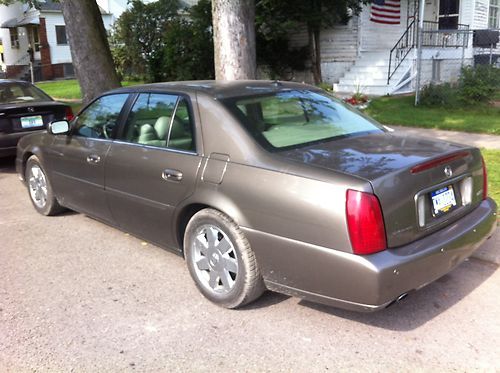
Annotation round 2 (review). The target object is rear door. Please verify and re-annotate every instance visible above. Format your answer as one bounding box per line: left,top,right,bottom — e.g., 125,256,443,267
105,92,202,249
48,93,130,222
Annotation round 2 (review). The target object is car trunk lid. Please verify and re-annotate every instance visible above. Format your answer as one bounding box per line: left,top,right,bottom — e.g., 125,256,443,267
278,131,484,248
0,101,68,134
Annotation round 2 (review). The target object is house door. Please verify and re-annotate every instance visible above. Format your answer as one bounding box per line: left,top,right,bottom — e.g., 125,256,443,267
438,0,460,29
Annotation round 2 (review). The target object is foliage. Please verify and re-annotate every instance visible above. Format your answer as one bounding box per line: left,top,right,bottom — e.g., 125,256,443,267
317,82,334,93
365,94,500,135
482,149,500,204
256,34,308,80
419,83,459,107
162,0,214,81
459,65,500,104
111,0,214,82
256,0,368,83
111,0,180,82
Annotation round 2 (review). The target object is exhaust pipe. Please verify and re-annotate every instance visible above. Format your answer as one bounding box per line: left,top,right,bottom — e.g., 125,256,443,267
386,292,409,309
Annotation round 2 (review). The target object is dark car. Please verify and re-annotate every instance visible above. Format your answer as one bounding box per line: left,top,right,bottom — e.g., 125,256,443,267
0,79,73,157
16,81,497,311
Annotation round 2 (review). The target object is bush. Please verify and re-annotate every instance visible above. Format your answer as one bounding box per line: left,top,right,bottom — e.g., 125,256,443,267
419,83,459,107
419,65,500,107
459,65,500,104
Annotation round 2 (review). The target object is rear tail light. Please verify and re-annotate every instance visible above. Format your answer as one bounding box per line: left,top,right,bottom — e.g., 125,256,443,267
481,156,488,200
65,106,74,121
346,189,387,255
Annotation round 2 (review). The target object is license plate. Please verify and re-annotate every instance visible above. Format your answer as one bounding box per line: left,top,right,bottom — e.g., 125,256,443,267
430,185,457,216
21,115,44,129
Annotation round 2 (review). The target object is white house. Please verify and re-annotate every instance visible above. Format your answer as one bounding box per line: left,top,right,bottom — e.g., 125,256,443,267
289,0,500,95
0,0,125,81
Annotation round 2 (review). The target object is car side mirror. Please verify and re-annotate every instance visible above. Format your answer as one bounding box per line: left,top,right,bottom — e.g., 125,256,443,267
48,120,70,135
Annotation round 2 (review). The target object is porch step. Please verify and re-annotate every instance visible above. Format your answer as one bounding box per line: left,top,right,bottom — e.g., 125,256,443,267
334,50,413,96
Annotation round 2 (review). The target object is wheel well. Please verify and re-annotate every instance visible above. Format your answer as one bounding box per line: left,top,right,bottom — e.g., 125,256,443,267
176,203,210,254
22,152,34,177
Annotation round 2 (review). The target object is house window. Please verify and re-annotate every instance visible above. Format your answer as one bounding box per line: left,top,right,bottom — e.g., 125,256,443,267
33,26,40,52
490,0,499,29
10,28,20,49
438,0,460,30
55,25,68,45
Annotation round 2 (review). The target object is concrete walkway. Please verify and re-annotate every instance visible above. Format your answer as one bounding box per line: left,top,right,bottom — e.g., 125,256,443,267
391,125,500,149
392,125,500,265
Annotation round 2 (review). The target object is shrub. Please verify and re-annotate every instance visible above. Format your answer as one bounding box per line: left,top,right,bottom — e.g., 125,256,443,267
419,83,459,107
459,65,500,104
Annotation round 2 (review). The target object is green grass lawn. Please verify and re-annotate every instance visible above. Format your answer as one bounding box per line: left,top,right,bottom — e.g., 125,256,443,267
36,79,143,101
482,149,500,204
365,95,500,135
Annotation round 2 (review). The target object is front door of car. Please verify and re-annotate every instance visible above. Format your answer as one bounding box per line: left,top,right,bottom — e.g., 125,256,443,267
47,93,130,222
105,93,202,249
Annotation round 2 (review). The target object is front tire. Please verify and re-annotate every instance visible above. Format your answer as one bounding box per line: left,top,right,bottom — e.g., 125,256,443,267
184,208,265,308
26,155,63,216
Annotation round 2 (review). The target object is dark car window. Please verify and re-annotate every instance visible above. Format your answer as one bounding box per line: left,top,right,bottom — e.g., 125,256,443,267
121,93,195,151
0,82,52,104
223,90,383,151
74,94,129,139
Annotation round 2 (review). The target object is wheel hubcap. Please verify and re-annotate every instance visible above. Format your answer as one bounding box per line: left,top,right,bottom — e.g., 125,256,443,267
28,165,48,209
192,225,239,294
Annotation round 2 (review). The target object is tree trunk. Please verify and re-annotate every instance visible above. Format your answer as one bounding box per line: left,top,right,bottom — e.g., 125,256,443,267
60,0,120,104
308,24,322,85
212,0,256,80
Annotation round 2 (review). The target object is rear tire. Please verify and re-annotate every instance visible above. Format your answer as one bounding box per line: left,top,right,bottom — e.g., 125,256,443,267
25,155,64,216
184,208,265,308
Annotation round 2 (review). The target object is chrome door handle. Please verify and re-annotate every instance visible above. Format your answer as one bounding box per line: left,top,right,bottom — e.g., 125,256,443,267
162,169,183,181
86,154,101,164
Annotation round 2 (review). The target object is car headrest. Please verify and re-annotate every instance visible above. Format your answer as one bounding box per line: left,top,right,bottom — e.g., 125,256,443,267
154,116,171,140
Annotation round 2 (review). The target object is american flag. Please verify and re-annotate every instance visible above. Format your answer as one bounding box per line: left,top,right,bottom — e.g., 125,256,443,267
370,0,401,25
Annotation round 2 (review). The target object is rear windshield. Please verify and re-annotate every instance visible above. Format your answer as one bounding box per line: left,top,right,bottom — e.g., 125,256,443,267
222,90,383,151
0,83,52,104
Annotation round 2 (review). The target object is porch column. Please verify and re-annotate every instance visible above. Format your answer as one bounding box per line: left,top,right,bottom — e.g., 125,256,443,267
415,0,425,105
39,17,53,81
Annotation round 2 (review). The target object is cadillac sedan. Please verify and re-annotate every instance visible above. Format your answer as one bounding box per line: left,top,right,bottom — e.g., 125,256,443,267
0,79,73,157
16,81,497,311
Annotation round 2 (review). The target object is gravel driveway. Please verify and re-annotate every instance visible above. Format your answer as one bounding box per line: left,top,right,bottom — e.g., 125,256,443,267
1,157,499,372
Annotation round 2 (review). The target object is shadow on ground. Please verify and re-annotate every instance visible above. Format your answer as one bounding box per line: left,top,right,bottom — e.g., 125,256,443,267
0,156,16,174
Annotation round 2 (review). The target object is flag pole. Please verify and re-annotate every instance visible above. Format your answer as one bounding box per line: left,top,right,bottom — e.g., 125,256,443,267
414,0,425,106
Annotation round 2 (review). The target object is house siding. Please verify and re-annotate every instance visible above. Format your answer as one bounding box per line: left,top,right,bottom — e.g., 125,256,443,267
41,12,71,64
0,3,31,66
359,2,409,52
288,17,360,84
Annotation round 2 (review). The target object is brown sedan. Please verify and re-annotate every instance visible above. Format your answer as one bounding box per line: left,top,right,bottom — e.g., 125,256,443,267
16,81,497,311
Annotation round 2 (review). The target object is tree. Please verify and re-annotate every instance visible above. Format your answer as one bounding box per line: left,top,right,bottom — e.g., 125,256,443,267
59,0,120,103
111,0,180,82
212,0,256,80
0,0,120,103
163,0,214,81
257,0,367,84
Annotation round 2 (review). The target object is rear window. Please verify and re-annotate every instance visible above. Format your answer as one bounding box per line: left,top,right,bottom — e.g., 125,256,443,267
0,83,52,104
222,90,383,151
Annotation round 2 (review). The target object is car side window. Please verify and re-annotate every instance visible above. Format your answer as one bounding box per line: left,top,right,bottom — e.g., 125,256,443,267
74,94,129,139
122,93,195,151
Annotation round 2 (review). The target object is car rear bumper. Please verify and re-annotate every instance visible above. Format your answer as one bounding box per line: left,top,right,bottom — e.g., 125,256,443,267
0,131,38,158
243,198,497,312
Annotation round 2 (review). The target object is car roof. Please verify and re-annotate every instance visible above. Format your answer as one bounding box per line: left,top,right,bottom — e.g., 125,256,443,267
108,80,322,99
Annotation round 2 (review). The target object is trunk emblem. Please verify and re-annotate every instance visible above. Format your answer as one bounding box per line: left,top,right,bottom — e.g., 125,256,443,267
444,166,453,178
27,107,35,113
